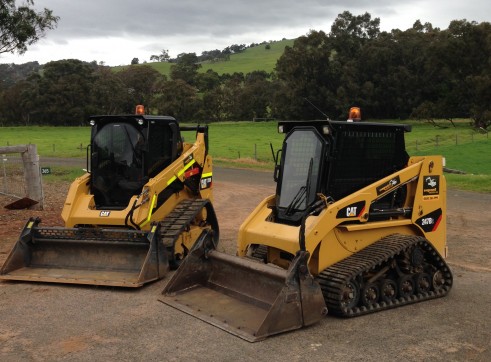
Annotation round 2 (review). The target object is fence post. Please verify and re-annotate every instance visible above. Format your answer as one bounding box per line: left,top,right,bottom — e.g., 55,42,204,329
2,155,7,194
21,144,43,210
254,144,257,160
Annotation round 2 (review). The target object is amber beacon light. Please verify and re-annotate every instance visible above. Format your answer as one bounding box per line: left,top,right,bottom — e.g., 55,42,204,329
348,107,361,122
135,105,145,115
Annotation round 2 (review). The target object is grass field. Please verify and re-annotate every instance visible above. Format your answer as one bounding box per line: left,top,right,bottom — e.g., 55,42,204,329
0,126,90,158
114,39,295,77
0,121,489,192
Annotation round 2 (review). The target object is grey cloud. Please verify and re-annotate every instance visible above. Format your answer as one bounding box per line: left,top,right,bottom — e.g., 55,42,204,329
34,0,491,41
5,0,488,65
39,0,396,40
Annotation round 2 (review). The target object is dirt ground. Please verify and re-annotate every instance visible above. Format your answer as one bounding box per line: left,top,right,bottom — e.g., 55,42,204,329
0,169,490,361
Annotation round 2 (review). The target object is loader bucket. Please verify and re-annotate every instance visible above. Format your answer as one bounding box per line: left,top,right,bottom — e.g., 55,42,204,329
159,234,327,342
0,218,168,287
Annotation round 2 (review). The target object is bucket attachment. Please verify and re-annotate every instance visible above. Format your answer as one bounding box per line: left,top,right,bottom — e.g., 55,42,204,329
0,218,168,287
160,235,327,342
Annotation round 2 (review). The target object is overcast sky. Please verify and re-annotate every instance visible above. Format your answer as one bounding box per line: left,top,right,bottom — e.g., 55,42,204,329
1,0,490,66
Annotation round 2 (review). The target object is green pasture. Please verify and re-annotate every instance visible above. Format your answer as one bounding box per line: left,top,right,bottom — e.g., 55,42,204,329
0,120,489,192
198,40,295,75
0,126,90,158
115,39,295,77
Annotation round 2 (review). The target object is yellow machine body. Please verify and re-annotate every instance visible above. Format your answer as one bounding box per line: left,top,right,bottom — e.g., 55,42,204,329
237,155,447,273
161,120,451,342
1,115,218,287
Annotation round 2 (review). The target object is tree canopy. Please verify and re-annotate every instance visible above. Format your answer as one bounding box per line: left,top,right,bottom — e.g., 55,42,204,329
0,0,58,55
0,11,490,129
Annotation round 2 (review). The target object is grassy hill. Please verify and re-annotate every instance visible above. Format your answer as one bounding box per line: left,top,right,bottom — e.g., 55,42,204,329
114,39,295,77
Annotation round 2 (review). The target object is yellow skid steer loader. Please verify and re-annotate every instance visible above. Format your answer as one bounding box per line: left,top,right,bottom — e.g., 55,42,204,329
160,118,452,341
1,107,219,287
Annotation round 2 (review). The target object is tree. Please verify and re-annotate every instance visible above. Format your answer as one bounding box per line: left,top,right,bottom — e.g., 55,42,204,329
11,59,98,125
150,49,170,62
242,71,273,119
229,44,246,53
196,69,221,92
90,66,127,114
0,0,59,55
274,30,339,119
199,49,223,62
329,11,380,54
118,64,164,112
0,79,32,124
131,57,139,65
0,61,40,90
468,75,491,129
38,59,97,125
170,53,201,86
201,86,225,122
152,79,200,122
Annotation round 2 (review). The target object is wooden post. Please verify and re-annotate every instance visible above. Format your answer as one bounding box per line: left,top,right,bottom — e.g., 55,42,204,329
0,144,43,210
21,144,43,210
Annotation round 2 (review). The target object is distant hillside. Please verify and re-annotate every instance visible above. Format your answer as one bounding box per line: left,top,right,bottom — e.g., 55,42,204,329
114,39,295,76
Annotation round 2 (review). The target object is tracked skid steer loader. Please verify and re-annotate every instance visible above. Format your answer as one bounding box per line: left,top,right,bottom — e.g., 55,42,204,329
0,107,218,287
160,118,452,341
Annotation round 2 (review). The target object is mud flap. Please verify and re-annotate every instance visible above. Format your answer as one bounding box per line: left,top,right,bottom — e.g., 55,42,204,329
159,233,327,342
0,218,168,287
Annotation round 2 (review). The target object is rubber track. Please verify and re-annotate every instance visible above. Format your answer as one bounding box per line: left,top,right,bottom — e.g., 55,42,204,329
158,199,212,250
249,244,268,262
316,234,453,317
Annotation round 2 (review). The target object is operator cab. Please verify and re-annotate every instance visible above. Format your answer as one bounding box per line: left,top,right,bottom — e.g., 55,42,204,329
89,114,182,209
274,120,410,225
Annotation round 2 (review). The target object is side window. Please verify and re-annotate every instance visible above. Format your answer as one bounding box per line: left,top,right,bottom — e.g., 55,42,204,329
147,123,173,178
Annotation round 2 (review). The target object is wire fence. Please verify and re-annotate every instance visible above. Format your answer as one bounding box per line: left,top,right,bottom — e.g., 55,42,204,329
234,143,276,163
226,130,489,164
406,131,489,154
0,155,27,199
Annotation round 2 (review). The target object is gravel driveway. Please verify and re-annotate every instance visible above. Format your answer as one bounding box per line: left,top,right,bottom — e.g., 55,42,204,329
0,168,489,361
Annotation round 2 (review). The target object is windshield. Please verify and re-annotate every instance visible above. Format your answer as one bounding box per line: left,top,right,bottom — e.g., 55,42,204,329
277,129,324,213
91,122,146,207
93,123,144,167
